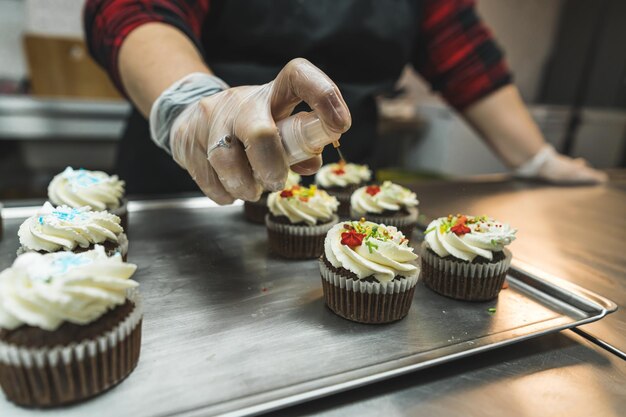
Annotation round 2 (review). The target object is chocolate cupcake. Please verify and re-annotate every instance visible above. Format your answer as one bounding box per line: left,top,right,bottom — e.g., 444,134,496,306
350,181,419,239
421,215,516,301
0,246,142,407
244,171,301,224
320,220,420,324
315,162,371,217
18,202,128,260
266,185,339,259
48,167,128,230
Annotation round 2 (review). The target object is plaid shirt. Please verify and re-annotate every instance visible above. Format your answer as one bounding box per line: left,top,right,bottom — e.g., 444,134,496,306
84,0,511,110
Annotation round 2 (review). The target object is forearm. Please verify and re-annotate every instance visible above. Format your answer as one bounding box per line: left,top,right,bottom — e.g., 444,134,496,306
462,85,544,168
118,23,212,117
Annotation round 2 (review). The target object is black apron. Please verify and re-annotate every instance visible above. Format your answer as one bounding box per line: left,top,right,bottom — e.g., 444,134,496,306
117,0,420,194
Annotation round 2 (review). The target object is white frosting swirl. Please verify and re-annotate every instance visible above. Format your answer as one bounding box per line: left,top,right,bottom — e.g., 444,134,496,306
18,202,124,253
351,181,418,214
315,163,371,188
267,185,338,226
424,215,516,262
324,221,418,282
285,170,301,188
48,167,125,211
0,246,138,331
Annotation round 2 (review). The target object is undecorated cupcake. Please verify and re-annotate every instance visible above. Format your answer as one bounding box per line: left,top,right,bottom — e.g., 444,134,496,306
48,167,128,230
0,246,142,407
350,181,419,238
421,214,516,301
244,170,301,224
320,219,420,324
315,162,371,216
266,184,339,259
18,202,128,260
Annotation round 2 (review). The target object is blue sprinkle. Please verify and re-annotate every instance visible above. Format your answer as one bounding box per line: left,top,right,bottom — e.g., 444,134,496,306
38,216,44,225
50,253,91,275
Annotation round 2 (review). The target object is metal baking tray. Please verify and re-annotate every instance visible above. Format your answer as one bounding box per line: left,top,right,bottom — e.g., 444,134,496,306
0,198,617,417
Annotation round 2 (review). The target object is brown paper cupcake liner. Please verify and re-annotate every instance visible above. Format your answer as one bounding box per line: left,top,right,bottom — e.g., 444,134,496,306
0,293,143,408
266,215,338,259
319,258,419,324
350,207,418,239
421,242,512,301
243,194,269,224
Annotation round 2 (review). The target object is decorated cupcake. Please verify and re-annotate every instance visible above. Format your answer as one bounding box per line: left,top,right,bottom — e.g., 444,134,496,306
266,184,339,259
48,167,128,230
244,170,301,224
18,202,128,260
350,181,419,238
0,246,142,407
421,215,516,301
320,219,420,324
315,162,371,216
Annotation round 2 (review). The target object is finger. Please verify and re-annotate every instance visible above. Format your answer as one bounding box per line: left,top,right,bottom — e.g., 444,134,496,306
175,141,234,205
290,155,322,175
271,58,351,134
207,132,262,201
234,97,289,191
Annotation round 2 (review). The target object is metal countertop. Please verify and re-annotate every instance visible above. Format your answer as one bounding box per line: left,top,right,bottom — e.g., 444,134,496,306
0,176,625,416
272,174,626,417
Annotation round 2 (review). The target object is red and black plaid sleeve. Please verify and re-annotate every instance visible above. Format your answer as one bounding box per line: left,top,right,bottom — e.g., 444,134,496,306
83,0,210,94
413,0,512,110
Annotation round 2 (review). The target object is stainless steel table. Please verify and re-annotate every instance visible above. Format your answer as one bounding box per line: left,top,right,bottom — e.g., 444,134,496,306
0,175,624,417
270,174,626,417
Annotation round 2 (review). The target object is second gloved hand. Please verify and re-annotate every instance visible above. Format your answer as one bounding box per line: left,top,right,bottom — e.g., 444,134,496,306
159,58,351,204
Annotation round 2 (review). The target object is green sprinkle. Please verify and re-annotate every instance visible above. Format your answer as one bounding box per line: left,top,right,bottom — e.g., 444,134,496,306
490,239,498,247
365,239,379,253
488,308,496,314
425,226,435,234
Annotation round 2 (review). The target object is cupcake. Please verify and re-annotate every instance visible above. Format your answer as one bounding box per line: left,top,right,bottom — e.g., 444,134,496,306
266,184,339,259
421,215,516,301
244,170,301,224
48,167,128,230
0,246,142,407
350,181,419,238
315,162,371,216
18,202,128,260
320,220,420,324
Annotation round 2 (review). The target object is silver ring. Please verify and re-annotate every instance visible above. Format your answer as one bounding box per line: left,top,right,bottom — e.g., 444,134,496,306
208,134,233,154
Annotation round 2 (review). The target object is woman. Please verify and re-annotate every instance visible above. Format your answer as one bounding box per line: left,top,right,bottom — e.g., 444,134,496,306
84,0,606,203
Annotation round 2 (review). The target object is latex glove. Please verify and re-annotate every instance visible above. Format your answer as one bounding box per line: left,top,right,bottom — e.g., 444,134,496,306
152,58,351,204
514,144,608,184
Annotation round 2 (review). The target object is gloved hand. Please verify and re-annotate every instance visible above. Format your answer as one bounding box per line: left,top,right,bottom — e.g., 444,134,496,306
514,144,608,184
149,58,351,205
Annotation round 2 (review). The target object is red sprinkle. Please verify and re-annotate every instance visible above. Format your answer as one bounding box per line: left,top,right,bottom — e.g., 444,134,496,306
365,185,381,196
280,190,293,198
451,215,471,236
262,287,268,292
341,231,365,247
332,168,346,175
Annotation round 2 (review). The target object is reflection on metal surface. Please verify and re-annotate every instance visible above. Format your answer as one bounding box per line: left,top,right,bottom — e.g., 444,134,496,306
0,200,616,417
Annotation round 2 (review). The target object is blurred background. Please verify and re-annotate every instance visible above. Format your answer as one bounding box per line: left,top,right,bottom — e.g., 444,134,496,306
0,0,625,199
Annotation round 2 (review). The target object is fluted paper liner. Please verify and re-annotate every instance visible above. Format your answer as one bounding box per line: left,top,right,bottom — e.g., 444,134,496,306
266,215,338,259
421,242,512,301
319,259,419,324
350,207,418,239
0,292,143,407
